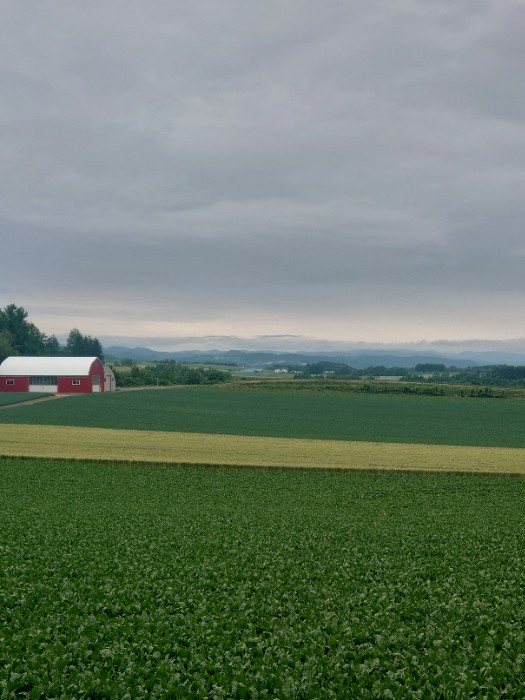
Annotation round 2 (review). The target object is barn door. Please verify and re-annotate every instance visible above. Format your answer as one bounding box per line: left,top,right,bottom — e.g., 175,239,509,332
92,375,101,393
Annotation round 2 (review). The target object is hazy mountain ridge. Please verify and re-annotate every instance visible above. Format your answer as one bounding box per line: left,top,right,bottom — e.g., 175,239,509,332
104,345,497,369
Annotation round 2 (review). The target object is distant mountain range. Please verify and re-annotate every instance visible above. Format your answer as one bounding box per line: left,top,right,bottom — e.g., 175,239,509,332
104,345,525,369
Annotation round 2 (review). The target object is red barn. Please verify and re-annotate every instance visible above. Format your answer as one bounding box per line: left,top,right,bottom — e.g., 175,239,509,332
0,356,116,394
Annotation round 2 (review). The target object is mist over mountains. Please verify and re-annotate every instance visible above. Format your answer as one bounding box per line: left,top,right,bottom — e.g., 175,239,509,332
104,343,525,369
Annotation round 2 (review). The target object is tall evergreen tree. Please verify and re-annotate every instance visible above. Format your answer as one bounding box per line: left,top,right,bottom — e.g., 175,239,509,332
0,329,15,364
65,328,103,359
0,304,104,361
0,304,45,356
43,334,61,356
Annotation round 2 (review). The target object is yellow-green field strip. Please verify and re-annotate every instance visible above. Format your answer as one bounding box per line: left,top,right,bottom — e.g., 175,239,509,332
2,423,525,474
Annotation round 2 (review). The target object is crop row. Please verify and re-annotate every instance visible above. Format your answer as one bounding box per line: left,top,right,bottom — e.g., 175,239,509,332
2,457,525,697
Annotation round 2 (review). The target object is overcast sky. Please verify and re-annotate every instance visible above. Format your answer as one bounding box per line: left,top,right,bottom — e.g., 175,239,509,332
1,1,524,350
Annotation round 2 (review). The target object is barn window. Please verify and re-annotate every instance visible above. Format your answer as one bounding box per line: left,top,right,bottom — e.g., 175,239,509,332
72,379,80,386
29,376,58,385
6,379,14,385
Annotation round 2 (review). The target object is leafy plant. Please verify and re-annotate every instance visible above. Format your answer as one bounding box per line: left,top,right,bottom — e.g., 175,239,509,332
2,459,525,697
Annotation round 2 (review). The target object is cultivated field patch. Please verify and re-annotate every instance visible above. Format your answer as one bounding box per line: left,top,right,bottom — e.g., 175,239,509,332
0,392,50,407
3,457,525,697
3,423,525,473
0,387,524,447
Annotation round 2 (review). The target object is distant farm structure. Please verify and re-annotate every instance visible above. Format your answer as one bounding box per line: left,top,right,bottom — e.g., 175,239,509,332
0,356,116,394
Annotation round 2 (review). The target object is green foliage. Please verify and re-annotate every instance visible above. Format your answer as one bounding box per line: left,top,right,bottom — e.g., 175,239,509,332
113,362,231,387
1,386,524,447
295,364,525,389
0,304,46,357
415,363,447,372
412,365,525,388
2,458,525,697
258,377,525,398
0,304,104,361
495,365,525,380
0,329,15,364
297,361,360,377
362,365,408,376
65,328,104,359
43,334,61,356
0,392,50,406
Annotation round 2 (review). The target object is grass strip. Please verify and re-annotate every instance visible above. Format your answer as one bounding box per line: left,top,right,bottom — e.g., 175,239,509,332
2,423,525,474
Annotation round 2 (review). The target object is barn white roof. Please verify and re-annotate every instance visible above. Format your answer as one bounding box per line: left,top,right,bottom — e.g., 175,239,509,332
0,356,101,376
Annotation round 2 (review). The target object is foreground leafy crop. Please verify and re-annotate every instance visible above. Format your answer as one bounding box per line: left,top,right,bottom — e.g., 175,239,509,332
0,387,524,447
2,458,525,697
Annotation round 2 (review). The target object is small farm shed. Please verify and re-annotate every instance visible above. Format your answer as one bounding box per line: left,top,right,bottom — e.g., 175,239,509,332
0,356,116,394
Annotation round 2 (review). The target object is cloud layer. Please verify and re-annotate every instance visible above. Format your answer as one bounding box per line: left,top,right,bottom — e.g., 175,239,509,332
1,1,524,346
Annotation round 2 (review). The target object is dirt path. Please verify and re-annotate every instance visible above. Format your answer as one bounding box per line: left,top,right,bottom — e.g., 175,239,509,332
0,394,69,409
0,385,180,409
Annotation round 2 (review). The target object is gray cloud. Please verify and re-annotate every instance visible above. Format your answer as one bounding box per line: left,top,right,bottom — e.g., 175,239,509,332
1,1,524,346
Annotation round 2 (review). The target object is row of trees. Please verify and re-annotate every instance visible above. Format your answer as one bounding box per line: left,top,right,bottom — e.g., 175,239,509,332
0,304,103,363
290,360,525,387
414,365,525,388
113,361,231,387
292,362,410,378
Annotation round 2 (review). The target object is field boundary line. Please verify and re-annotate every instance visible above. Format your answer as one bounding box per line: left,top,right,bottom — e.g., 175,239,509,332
3,453,525,478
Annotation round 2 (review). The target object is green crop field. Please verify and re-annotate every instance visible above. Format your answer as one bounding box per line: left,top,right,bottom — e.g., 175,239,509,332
3,387,525,695
0,386,524,447
0,392,50,407
2,457,525,698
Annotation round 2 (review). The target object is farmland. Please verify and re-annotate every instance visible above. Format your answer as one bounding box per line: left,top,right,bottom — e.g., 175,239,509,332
2,385,525,696
3,423,525,473
0,392,50,407
0,386,525,447
2,457,525,698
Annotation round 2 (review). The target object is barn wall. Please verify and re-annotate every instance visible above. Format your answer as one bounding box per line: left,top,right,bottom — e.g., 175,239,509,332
57,377,93,394
0,358,107,394
1,376,29,392
88,359,105,393
57,359,105,393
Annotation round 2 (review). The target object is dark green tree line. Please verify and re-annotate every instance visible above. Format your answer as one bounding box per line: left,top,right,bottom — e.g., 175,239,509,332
0,304,103,363
65,328,104,359
113,361,230,387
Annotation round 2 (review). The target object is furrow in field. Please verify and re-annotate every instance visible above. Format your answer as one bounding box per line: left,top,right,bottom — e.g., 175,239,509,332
2,423,525,473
